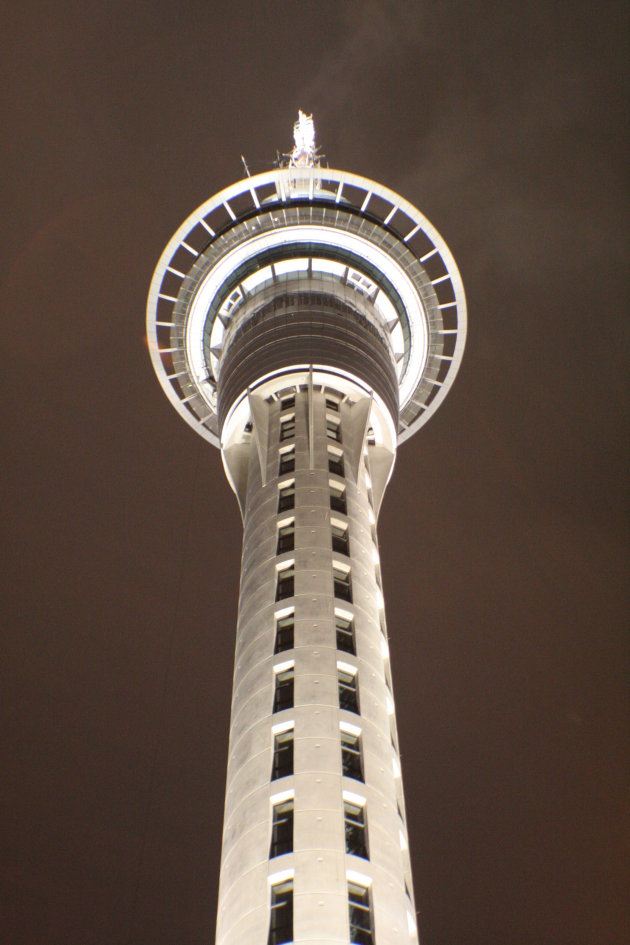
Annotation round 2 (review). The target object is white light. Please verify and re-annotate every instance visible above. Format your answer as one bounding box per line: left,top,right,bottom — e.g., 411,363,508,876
346,868,373,887
270,788,294,805
293,110,315,152
268,867,294,885
274,659,294,674
342,790,366,806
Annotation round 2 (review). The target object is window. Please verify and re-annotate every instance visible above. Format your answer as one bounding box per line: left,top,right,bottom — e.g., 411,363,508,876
280,394,295,411
348,881,374,945
344,800,369,859
330,483,347,514
338,665,359,714
277,521,295,554
340,728,363,782
278,482,295,513
326,396,340,412
328,449,345,477
326,418,341,442
268,879,293,945
273,666,294,712
332,522,350,556
275,612,294,653
336,612,355,654
333,564,352,603
276,563,295,601
270,799,294,858
366,427,376,446
280,415,295,442
271,728,294,780
279,447,295,475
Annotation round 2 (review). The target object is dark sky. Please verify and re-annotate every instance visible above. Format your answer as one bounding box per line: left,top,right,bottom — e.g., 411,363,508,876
1,3,628,944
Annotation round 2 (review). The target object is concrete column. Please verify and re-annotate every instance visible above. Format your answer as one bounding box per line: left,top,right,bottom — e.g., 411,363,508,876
216,383,418,945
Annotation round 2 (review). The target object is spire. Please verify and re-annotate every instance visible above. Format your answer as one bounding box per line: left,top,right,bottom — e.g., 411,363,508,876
290,110,317,167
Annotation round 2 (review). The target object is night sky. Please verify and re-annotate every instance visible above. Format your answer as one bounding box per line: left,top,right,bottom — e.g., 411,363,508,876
2,3,628,944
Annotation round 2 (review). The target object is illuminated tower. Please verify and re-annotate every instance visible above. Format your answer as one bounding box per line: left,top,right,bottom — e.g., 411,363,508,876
146,114,466,945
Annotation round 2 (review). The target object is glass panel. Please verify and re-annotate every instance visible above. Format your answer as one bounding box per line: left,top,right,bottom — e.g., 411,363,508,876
269,880,293,945
338,669,359,713
279,450,295,474
277,523,295,554
341,731,363,781
276,568,295,600
348,882,373,945
330,488,346,514
275,614,295,653
344,801,369,859
271,731,294,780
270,800,294,857
332,524,349,556
273,669,294,712
333,569,352,603
336,615,355,655
328,453,345,476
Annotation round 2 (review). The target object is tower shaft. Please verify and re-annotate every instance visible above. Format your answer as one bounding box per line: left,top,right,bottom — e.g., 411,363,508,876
217,381,417,945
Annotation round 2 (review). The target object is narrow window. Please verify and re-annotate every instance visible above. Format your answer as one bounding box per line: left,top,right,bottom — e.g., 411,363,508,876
338,665,359,714
325,395,340,412
276,563,295,601
335,612,355,655
273,666,294,712
268,879,293,945
278,481,295,513
328,448,345,477
326,418,341,442
279,447,295,475
280,394,295,411
280,415,295,442
333,564,352,603
274,612,294,654
348,881,374,945
340,728,363,782
344,800,369,859
366,427,376,446
270,799,294,857
332,521,350,556
277,521,295,554
329,483,347,514
271,728,294,780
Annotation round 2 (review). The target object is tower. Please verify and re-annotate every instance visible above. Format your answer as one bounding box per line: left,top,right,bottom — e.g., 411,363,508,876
146,113,466,945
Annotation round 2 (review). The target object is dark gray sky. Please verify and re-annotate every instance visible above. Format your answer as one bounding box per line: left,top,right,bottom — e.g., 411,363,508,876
1,2,628,944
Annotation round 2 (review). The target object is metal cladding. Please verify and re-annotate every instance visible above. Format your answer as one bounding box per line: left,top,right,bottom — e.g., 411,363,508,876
146,118,466,945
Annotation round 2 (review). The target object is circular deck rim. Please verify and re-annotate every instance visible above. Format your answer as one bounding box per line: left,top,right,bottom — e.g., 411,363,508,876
146,167,467,448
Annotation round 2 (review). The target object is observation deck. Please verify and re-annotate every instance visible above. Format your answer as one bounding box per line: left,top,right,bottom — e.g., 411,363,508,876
146,165,467,449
